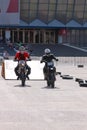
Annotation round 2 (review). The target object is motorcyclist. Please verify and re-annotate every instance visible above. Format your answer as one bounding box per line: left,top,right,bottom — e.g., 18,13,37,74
40,48,58,80
14,46,31,80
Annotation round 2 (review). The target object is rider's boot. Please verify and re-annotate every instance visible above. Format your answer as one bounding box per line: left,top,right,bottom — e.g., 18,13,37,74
54,71,56,80
44,73,47,80
54,68,56,80
54,76,56,81
26,75,29,80
17,74,20,80
17,76,20,80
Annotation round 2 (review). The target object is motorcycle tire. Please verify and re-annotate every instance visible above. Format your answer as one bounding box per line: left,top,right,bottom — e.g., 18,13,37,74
47,80,50,87
20,72,26,86
21,78,25,86
51,81,55,88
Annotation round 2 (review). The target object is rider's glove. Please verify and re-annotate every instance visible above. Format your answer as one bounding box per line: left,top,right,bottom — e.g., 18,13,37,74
29,58,31,61
14,58,17,61
56,59,58,61
40,60,43,63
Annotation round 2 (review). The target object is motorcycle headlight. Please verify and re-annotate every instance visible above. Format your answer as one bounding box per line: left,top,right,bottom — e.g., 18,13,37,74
19,60,25,67
50,68,54,70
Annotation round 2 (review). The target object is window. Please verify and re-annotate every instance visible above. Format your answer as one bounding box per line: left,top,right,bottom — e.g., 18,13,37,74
39,0,49,4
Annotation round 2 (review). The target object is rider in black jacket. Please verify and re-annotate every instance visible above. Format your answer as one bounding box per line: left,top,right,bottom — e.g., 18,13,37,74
41,48,58,79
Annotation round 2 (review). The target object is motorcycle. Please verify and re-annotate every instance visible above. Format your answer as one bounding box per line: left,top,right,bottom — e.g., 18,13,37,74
44,61,56,88
16,60,30,86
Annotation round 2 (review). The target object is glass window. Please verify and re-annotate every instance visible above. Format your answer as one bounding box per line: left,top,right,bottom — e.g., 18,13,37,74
39,0,49,3
67,12,73,18
30,3,38,10
30,11,37,17
84,12,87,19
76,12,84,19
67,1,74,20
38,10,48,16
84,4,87,11
75,0,85,4
74,5,84,11
48,11,55,22
58,0,68,4
38,10,48,22
21,10,29,15
29,11,37,21
67,4,73,11
68,0,74,4
73,4,84,20
21,4,29,10
57,4,67,11
49,4,56,11
86,0,87,4
21,0,28,3
30,0,38,2
50,0,56,3
38,4,48,11
56,10,67,22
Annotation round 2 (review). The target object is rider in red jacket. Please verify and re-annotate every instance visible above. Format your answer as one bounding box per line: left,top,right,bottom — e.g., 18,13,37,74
14,51,30,60
14,46,31,80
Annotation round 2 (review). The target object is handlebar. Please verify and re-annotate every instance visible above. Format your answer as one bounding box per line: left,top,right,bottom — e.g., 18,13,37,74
56,59,59,61
41,59,58,63
14,59,31,62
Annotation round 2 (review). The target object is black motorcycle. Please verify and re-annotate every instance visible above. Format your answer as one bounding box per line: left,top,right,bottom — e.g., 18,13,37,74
17,60,29,86
45,61,56,88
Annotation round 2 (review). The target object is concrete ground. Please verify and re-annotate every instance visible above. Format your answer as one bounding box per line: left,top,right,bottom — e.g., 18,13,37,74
0,62,87,130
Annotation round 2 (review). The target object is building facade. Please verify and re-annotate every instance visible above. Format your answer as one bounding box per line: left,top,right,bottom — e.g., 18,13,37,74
0,0,87,46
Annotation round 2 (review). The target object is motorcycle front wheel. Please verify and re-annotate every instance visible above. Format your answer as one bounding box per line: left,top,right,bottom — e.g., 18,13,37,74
20,74,26,86
21,78,25,86
51,81,55,88
47,80,50,87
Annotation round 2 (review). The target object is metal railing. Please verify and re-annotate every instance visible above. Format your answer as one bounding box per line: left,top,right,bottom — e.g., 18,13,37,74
31,56,87,66
58,57,87,66
1,56,87,66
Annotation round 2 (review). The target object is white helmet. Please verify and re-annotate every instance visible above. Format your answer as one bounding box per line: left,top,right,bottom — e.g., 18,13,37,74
19,46,25,51
44,48,51,54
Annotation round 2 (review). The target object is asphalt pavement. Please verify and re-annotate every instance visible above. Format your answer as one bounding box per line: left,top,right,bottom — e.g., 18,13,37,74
1,43,87,57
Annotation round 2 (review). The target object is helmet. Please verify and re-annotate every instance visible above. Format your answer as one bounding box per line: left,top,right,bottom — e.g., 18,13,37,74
44,48,51,54
19,46,25,51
